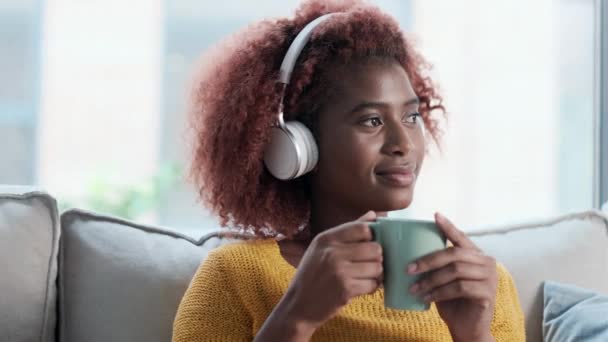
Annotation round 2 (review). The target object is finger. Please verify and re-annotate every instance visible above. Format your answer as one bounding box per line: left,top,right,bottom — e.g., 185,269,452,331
407,246,487,275
344,261,383,279
435,212,480,251
358,210,377,222
409,261,489,296
318,211,376,244
421,280,494,309
321,222,373,244
349,278,380,296
338,242,382,262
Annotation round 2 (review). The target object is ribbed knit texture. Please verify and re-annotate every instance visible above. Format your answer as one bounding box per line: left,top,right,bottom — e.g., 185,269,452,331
173,239,525,341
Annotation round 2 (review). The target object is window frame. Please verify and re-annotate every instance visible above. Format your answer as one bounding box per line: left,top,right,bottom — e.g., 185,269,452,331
596,0,608,208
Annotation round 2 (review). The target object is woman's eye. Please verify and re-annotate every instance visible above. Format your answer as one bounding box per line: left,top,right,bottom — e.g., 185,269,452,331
362,117,383,127
404,112,421,124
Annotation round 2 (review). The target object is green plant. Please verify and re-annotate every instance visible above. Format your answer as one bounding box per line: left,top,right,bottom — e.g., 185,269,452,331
59,162,182,220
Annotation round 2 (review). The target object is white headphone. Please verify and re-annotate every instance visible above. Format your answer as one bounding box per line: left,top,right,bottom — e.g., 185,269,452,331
263,13,335,180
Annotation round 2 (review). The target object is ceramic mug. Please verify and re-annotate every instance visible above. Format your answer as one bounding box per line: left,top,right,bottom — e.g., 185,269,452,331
370,217,447,311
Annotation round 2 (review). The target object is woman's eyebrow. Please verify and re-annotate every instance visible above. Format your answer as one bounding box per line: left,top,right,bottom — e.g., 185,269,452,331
405,97,420,106
348,97,420,113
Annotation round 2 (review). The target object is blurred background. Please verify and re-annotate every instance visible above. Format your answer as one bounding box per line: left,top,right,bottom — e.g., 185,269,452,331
0,0,603,232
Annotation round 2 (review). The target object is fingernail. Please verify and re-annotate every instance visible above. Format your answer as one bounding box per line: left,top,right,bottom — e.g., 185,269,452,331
407,263,417,274
423,294,432,302
409,283,419,294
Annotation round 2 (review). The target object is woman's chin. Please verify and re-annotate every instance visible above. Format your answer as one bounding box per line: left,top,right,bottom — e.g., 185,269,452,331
374,193,414,211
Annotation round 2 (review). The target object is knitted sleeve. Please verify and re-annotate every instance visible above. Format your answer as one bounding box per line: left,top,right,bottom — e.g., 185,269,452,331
172,247,253,342
490,263,526,341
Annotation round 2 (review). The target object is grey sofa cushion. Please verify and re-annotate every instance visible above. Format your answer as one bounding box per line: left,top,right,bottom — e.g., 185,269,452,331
58,209,247,342
470,210,608,342
0,187,59,342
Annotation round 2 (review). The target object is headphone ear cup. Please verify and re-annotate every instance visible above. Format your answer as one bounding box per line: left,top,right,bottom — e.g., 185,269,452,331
264,126,301,180
284,122,308,178
287,121,318,176
263,121,318,180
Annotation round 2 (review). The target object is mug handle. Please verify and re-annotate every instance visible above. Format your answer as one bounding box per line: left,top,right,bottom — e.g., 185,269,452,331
369,221,380,243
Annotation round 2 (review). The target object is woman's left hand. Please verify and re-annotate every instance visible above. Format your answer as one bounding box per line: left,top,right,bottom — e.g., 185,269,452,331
407,213,498,342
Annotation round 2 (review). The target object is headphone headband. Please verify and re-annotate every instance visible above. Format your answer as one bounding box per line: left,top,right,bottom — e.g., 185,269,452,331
278,13,335,85
264,14,334,180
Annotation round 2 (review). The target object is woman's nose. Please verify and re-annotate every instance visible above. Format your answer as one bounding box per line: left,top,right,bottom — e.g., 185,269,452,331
384,122,419,156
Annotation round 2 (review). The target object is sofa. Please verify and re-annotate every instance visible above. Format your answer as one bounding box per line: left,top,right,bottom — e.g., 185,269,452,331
1,185,607,342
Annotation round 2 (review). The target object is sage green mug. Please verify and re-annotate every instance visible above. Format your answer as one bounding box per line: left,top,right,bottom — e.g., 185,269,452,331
369,217,447,311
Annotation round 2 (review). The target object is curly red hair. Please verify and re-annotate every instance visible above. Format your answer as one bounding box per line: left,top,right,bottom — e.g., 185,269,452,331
189,0,445,238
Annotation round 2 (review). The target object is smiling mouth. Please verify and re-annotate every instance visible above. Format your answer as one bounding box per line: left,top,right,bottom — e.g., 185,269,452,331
374,164,417,187
375,172,415,187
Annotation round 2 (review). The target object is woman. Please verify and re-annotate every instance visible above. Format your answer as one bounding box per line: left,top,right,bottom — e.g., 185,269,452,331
173,0,525,341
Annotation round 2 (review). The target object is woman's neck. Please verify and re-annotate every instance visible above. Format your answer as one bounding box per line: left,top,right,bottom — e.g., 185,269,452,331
278,196,387,269
308,195,387,238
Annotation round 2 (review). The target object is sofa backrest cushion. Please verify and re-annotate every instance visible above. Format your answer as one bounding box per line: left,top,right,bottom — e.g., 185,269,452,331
0,186,59,342
58,209,245,342
470,210,608,342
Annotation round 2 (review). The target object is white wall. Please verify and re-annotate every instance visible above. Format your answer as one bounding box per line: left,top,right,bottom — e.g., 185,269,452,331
38,0,163,199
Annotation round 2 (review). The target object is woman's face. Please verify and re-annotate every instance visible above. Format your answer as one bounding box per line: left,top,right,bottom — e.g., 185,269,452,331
310,58,425,213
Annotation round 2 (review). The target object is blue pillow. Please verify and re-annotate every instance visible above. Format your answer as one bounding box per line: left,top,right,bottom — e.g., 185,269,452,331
543,281,608,341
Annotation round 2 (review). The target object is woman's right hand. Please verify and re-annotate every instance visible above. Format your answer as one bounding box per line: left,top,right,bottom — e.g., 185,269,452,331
282,210,383,332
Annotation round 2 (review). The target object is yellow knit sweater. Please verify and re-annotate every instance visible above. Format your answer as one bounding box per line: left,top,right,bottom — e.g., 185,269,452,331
173,239,525,341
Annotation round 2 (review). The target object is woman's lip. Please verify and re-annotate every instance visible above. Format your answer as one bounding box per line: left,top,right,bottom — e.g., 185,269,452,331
375,165,415,174
376,172,415,187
